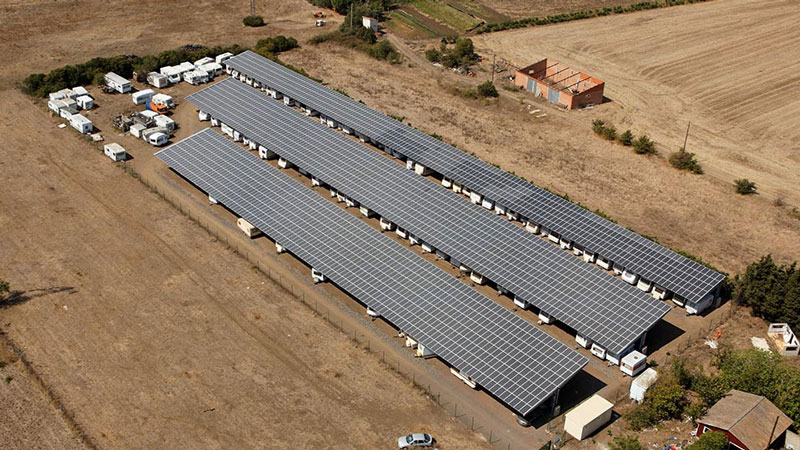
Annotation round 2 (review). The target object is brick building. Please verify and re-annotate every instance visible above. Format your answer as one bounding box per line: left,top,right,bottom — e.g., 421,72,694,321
514,58,604,109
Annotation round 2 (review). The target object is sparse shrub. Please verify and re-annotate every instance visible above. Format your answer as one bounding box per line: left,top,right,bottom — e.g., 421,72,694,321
618,129,634,146
686,431,728,450
601,124,618,141
592,119,606,135
632,135,656,154
0,280,9,299
425,49,442,63
0,361,6,369
4,376,12,384
476,80,498,98
734,178,757,195
609,435,643,450
669,149,703,173
243,15,265,27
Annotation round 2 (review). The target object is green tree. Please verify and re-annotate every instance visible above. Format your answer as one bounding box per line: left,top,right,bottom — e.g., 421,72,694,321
0,280,9,299
686,431,728,450
477,80,498,98
609,435,643,450
734,178,757,195
633,135,656,154
669,149,703,173
618,129,634,146
734,255,799,329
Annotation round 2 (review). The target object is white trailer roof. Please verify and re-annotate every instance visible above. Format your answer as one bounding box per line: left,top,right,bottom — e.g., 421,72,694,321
105,72,129,85
69,114,92,125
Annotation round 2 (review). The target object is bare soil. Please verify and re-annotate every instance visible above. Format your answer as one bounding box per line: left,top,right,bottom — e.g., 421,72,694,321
0,88,493,449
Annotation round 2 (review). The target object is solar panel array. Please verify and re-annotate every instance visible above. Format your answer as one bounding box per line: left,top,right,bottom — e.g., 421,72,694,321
156,128,588,416
226,50,725,304
187,79,670,354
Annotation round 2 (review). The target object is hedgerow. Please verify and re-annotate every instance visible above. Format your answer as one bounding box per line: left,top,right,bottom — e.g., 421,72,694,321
476,0,712,34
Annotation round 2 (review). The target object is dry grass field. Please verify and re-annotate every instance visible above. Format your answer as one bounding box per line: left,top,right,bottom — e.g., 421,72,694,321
2,0,799,447
474,0,800,206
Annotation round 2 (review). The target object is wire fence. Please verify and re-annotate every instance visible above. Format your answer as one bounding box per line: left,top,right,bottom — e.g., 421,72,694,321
118,164,541,450
118,163,743,450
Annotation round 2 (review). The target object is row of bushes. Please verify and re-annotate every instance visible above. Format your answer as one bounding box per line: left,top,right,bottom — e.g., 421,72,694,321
20,44,246,97
20,36,305,98
476,0,711,34
592,119,656,154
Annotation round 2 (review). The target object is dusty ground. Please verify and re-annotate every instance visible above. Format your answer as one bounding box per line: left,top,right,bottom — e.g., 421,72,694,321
0,88,494,449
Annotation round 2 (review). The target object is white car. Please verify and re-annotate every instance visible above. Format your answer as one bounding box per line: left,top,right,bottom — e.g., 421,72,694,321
397,433,435,448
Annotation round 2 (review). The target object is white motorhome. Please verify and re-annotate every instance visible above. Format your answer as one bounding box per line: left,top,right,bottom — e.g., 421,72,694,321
103,143,127,161
159,66,182,84
200,62,223,77
147,72,169,88
215,52,233,65
151,93,175,108
75,95,94,110
104,72,131,93
131,89,155,105
153,115,175,131
68,114,93,134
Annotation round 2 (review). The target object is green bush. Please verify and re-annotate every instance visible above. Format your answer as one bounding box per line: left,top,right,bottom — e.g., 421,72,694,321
255,36,299,54
618,129,634,146
669,149,703,174
425,49,442,63
627,376,688,430
609,435,642,450
477,80,498,98
243,15,265,27
687,431,728,450
632,135,656,154
592,119,606,135
601,124,618,141
734,178,757,195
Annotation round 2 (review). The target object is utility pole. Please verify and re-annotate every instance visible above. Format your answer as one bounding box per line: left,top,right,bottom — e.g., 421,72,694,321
491,54,496,83
350,3,354,28
250,0,255,16
682,121,691,152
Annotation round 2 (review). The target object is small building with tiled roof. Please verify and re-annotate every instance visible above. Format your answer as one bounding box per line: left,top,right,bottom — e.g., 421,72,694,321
696,390,792,450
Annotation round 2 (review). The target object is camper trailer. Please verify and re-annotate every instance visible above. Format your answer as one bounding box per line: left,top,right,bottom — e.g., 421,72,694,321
103,143,127,162
159,66,182,84
147,72,169,88
237,218,261,238
131,89,155,105
151,93,175,109
75,95,94,110
153,115,175,131
68,114,93,134
216,52,233,65
141,127,169,146
183,69,209,85
104,72,131,93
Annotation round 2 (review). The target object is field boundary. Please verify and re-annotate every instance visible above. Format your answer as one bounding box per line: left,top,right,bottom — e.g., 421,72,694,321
0,330,98,449
477,0,713,34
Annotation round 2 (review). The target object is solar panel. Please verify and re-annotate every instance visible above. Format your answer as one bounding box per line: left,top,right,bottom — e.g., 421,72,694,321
155,128,588,417
187,79,670,355
226,50,725,305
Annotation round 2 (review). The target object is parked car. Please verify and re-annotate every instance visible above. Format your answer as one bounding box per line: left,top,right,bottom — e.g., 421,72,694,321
397,433,435,448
